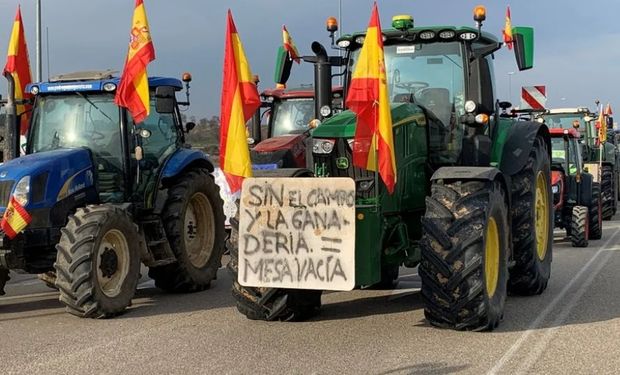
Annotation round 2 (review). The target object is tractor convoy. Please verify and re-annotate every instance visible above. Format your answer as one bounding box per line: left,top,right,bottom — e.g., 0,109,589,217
0,5,618,333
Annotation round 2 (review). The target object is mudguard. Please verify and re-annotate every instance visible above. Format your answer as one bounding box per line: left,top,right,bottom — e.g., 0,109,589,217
160,148,215,180
499,122,550,177
431,166,511,208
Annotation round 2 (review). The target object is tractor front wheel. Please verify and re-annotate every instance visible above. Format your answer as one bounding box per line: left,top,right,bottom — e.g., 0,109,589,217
149,169,226,293
228,213,322,321
601,164,615,220
54,205,141,318
570,206,589,248
508,135,552,295
420,180,509,331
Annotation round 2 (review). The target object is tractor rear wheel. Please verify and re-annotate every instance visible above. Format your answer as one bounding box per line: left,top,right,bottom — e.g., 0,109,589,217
228,213,322,321
420,180,509,331
570,206,589,248
149,168,226,293
601,164,615,220
54,205,141,318
589,183,603,240
508,135,552,296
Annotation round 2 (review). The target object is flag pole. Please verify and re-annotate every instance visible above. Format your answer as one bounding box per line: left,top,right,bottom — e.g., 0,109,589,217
599,103,604,182
373,105,380,212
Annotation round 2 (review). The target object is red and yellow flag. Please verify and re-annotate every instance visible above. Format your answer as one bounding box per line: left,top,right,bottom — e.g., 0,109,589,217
3,6,33,135
598,105,607,143
282,25,300,64
1,196,31,239
219,10,261,193
115,0,156,124
503,6,513,50
346,3,396,194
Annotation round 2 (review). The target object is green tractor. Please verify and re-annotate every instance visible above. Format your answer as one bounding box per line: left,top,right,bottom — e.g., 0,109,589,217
229,9,553,331
540,108,618,220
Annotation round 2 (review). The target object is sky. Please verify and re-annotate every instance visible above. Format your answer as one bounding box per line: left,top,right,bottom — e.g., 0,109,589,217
0,0,618,118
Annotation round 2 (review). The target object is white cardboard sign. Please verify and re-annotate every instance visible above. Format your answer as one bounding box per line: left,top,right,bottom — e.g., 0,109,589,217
238,177,356,291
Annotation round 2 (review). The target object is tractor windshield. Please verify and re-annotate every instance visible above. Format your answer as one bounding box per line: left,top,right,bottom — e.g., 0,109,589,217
542,114,586,130
551,137,579,175
271,98,315,137
30,93,122,167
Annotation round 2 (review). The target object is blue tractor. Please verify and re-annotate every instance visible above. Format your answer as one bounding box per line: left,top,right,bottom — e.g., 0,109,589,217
0,70,225,318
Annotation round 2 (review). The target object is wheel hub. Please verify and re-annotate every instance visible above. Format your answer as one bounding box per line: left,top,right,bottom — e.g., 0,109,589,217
535,171,550,261
184,192,216,269
485,217,500,298
99,247,119,278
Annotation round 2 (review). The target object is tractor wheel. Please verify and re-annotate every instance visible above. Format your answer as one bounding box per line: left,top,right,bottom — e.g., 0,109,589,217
54,205,141,318
601,165,615,220
420,180,509,331
508,135,552,296
228,212,322,321
570,206,589,248
589,183,603,240
149,169,226,293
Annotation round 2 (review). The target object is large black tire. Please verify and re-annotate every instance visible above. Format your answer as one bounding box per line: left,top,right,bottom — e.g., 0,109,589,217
508,135,553,296
148,169,226,293
54,205,141,318
420,180,509,331
228,214,322,321
601,164,615,220
570,206,589,248
589,183,603,240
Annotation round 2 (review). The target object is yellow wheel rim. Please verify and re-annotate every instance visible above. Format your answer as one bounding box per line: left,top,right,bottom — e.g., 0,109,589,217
535,171,550,261
485,217,500,298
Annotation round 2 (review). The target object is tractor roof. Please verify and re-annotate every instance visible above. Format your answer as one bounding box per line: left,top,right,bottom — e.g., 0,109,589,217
26,70,182,95
261,86,343,100
340,25,499,47
549,128,580,139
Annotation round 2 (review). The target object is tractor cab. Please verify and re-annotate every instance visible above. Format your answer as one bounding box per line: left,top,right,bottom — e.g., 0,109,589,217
24,71,188,205
249,86,343,169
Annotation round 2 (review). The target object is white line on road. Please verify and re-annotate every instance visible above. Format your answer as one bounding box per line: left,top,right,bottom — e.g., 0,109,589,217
487,227,620,375
514,243,619,374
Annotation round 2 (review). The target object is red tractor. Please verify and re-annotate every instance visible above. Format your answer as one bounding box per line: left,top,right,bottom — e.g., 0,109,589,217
550,128,603,247
248,86,343,170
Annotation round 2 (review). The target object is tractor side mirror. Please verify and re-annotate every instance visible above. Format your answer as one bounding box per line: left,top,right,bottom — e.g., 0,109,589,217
512,26,534,71
185,122,196,133
155,86,175,114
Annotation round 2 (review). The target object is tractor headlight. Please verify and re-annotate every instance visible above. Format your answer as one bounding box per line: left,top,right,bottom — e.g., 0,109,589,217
103,82,117,92
551,184,560,194
313,139,335,154
320,105,332,117
13,176,30,206
30,86,39,95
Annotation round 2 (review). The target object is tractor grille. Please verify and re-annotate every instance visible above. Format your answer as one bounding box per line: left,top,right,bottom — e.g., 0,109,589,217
313,139,376,200
0,180,14,207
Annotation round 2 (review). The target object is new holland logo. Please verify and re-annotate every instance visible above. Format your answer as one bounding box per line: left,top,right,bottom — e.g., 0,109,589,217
336,157,349,169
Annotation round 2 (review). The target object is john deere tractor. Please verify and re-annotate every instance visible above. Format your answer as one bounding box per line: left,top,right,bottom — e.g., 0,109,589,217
0,70,225,318
230,8,553,331
541,108,618,220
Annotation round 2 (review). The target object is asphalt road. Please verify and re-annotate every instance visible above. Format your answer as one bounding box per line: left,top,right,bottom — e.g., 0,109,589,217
2,219,620,374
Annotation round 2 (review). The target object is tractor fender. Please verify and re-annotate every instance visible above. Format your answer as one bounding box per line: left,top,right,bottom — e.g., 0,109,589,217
578,172,595,207
499,122,550,177
160,148,215,182
431,165,513,258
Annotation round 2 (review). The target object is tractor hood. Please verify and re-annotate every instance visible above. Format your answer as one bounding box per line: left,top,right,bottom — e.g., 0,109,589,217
254,134,305,153
312,103,425,139
0,148,95,210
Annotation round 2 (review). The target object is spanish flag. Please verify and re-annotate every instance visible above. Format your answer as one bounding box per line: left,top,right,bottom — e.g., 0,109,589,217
503,6,514,50
3,6,33,135
346,3,397,194
115,0,156,124
282,25,300,63
219,10,261,193
1,196,31,239
598,104,607,143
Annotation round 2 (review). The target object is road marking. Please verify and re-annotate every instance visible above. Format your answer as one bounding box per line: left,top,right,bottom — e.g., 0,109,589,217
0,291,58,301
514,243,618,374
487,227,620,375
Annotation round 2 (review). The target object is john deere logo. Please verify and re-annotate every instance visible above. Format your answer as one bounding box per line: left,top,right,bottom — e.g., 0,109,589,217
336,157,349,169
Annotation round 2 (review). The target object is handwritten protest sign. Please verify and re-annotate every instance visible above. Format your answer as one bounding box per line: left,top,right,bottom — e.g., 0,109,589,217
238,177,356,291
